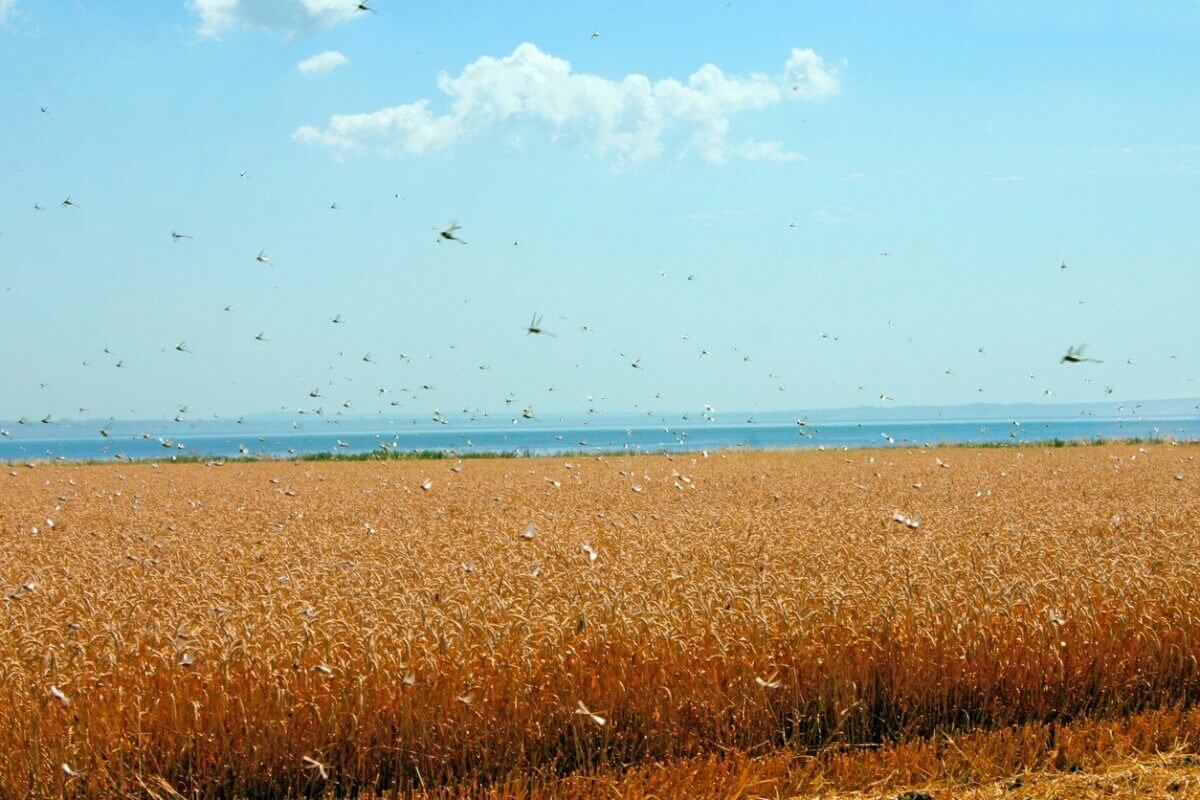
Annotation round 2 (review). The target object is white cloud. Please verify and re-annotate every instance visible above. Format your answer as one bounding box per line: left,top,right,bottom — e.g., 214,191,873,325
294,42,839,166
733,140,808,163
0,0,16,24
297,50,348,77
191,0,360,37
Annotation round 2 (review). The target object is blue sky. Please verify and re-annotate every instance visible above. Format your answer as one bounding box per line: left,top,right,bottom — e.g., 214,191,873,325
1,1,1198,424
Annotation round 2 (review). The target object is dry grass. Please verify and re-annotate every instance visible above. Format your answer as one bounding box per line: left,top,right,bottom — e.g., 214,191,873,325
2,444,1200,798
402,711,1200,798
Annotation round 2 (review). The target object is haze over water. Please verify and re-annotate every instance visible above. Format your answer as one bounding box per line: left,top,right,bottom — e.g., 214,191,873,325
4,413,1197,462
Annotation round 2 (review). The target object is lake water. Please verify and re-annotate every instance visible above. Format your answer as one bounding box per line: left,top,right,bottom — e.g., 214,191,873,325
2,416,1198,462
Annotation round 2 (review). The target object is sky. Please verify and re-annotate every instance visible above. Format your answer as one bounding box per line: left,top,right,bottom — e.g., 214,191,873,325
1,1,1198,425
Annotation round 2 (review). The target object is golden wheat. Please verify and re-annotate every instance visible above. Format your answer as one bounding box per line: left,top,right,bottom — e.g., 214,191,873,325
2,444,1199,798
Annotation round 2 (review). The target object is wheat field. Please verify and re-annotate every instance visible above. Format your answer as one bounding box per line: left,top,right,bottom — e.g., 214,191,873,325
3,443,1200,798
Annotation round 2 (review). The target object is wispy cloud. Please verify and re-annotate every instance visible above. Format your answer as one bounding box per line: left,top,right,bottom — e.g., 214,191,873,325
733,140,808,163
688,208,754,222
0,0,17,24
1089,145,1137,156
294,43,839,167
191,0,362,38
990,174,1023,182
811,203,870,224
297,50,348,77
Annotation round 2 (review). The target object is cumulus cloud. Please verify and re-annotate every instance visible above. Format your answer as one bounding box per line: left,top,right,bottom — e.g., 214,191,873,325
191,0,361,37
294,43,839,166
298,50,348,77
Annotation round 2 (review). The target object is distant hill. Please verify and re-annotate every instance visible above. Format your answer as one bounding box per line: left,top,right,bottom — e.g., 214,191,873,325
741,397,1200,425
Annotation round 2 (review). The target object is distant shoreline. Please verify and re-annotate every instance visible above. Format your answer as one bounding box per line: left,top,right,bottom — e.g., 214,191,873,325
5,434,1194,468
